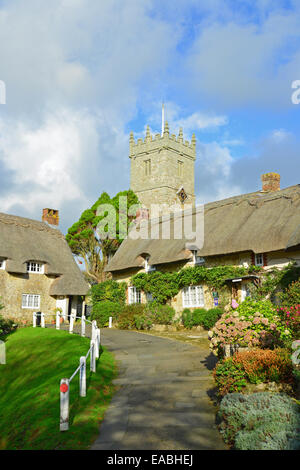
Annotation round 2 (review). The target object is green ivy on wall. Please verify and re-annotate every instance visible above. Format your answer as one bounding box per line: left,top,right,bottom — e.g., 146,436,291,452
131,265,262,304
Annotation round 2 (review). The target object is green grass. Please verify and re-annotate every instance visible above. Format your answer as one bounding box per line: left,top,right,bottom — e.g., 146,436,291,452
0,327,118,450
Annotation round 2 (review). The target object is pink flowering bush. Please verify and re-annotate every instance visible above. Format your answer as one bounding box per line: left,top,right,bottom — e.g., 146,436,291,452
277,305,300,339
208,298,292,356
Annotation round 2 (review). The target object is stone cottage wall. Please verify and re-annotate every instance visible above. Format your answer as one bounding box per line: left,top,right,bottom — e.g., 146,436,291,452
0,270,57,322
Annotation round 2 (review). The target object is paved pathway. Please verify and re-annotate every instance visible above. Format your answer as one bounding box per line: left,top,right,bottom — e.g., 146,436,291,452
91,329,227,450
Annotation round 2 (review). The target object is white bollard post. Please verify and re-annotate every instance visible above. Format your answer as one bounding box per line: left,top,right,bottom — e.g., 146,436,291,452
92,320,97,342
41,313,45,328
109,316,112,329
79,356,86,397
81,315,86,337
90,340,96,373
69,313,74,334
94,329,100,359
0,340,6,365
56,312,60,330
60,378,70,431
33,312,37,328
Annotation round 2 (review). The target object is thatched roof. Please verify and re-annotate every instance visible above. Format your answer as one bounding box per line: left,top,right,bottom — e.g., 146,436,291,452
106,184,300,272
0,212,89,296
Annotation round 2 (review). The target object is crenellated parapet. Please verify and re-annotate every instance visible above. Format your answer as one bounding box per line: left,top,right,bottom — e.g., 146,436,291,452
129,122,196,160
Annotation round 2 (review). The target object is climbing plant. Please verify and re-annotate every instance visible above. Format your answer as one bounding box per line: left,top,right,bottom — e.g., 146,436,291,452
131,265,262,305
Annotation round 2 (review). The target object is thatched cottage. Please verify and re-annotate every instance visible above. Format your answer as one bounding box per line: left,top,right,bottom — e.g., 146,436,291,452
106,175,300,313
0,209,89,322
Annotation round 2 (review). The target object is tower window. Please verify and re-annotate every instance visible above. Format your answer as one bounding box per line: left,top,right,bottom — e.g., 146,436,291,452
144,159,151,176
178,160,183,177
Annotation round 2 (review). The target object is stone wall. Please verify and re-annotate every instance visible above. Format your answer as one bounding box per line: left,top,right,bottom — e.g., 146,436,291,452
0,270,57,322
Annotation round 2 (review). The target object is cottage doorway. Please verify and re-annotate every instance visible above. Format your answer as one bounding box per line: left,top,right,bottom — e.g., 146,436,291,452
56,297,69,321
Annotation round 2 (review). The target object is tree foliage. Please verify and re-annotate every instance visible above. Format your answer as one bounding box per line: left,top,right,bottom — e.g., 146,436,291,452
66,189,140,283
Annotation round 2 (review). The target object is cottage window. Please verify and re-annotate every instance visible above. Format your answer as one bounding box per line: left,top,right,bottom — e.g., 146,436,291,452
182,285,205,308
22,294,40,309
0,259,5,270
255,254,263,267
26,261,44,274
128,287,141,304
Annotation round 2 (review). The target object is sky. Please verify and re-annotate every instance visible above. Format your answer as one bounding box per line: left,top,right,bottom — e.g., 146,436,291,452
0,0,300,234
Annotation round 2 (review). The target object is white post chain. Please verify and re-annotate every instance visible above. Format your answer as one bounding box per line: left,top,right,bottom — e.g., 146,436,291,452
90,340,96,373
79,356,86,397
33,312,37,328
69,313,75,334
56,313,60,330
81,315,86,337
109,316,112,328
41,313,45,328
60,378,70,431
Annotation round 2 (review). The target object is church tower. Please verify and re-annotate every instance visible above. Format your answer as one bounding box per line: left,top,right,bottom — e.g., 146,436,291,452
129,122,196,217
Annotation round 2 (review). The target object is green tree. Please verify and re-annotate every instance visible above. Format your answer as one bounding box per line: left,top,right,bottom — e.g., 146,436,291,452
66,190,140,283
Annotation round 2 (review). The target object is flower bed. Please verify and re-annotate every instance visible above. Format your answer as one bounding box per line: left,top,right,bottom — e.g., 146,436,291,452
208,298,291,356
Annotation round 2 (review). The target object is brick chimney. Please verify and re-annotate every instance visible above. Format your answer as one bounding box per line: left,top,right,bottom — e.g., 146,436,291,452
261,173,280,192
42,208,59,226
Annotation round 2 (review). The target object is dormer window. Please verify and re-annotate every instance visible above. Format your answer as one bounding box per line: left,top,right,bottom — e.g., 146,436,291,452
192,251,205,266
0,259,6,270
144,256,156,273
255,253,263,267
26,261,44,274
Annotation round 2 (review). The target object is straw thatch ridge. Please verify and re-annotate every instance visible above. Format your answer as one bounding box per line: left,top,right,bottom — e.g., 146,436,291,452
106,184,300,272
0,212,89,295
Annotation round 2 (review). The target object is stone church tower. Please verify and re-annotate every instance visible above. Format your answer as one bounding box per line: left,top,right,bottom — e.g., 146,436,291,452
129,122,196,217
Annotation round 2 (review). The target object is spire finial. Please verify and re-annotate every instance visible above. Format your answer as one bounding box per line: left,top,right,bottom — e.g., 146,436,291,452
161,102,165,136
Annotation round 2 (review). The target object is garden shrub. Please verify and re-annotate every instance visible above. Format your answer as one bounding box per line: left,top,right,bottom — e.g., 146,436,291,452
147,303,175,325
117,304,148,330
201,307,223,330
214,349,294,396
91,301,122,327
209,298,291,356
181,309,193,329
0,298,17,337
277,305,300,340
214,359,248,396
279,279,300,307
218,392,300,450
89,280,126,306
181,307,223,329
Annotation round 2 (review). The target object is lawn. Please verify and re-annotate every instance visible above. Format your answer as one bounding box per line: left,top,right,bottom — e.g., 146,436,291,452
0,327,118,450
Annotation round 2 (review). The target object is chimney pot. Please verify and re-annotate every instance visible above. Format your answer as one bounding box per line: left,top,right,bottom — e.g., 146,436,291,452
261,173,280,192
42,208,59,226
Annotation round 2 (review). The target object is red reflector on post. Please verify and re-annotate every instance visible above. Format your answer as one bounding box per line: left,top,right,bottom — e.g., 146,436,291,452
60,383,68,393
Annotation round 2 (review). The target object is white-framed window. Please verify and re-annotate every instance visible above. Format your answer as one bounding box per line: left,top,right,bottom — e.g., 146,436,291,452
128,287,141,304
0,259,6,270
26,261,44,274
182,285,205,308
255,253,263,267
192,251,205,266
22,294,40,309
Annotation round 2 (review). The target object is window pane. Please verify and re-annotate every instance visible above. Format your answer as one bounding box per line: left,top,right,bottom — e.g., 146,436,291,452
190,286,197,306
22,295,27,307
